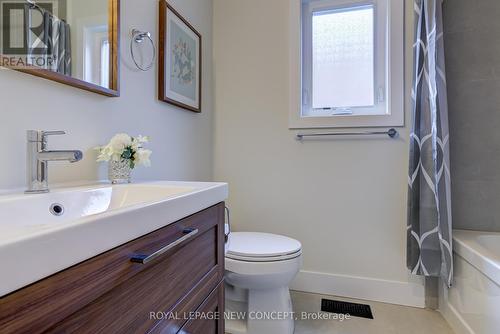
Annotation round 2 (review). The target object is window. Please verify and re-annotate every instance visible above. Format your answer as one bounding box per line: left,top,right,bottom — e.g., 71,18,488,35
289,0,404,128
100,40,110,87
83,26,110,88
312,5,374,110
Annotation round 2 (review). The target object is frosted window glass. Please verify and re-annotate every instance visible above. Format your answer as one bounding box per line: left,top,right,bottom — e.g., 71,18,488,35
100,40,110,88
312,6,375,109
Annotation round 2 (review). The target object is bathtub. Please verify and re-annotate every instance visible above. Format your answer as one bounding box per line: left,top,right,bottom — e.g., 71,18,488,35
440,230,500,334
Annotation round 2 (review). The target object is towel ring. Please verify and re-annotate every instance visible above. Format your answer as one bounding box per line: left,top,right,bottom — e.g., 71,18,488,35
130,29,156,71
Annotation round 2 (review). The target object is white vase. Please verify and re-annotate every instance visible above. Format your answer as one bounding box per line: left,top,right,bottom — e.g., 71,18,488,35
108,159,132,184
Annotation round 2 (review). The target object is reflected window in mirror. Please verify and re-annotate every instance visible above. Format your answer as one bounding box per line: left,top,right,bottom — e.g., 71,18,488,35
82,23,109,88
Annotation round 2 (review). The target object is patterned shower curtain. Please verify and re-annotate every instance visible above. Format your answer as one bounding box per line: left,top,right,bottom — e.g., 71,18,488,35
407,0,453,287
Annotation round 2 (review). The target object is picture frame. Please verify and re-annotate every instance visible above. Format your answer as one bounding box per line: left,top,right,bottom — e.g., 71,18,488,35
159,1,202,113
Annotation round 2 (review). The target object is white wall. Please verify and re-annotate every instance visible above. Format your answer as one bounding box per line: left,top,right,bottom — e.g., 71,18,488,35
213,0,424,307
0,0,214,191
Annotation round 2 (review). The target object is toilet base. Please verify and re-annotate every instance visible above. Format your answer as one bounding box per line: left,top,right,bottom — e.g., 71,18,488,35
225,283,295,334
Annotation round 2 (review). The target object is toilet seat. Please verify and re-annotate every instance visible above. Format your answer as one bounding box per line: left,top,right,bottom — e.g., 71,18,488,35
227,251,302,262
226,232,302,262
226,255,302,276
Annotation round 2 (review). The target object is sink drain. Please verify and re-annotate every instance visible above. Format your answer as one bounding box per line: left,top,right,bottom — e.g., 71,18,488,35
50,203,65,216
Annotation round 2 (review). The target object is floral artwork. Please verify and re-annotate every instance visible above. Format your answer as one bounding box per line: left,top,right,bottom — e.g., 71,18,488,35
172,38,195,86
160,3,201,113
168,18,197,102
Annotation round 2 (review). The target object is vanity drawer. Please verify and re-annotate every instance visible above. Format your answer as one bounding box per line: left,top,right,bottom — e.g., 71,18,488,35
150,281,225,334
0,203,225,334
178,282,225,334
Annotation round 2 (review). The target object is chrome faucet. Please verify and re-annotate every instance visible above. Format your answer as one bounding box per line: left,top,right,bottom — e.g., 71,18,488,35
25,130,83,194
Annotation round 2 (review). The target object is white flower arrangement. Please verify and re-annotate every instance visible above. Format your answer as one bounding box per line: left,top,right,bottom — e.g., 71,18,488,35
96,133,152,169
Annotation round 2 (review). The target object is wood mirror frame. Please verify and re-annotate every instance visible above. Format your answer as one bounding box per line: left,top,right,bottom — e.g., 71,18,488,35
0,0,120,97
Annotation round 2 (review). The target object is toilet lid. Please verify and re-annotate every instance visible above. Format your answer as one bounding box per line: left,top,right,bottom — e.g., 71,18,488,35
226,232,302,261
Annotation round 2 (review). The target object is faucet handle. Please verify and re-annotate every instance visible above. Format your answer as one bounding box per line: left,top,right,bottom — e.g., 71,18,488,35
42,130,66,137
27,130,66,143
41,131,66,145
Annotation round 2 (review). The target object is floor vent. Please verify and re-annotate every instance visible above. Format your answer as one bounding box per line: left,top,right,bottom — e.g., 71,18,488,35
321,299,374,319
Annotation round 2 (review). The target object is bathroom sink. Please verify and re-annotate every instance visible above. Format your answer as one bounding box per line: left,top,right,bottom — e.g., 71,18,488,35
0,184,194,231
0,181,228,297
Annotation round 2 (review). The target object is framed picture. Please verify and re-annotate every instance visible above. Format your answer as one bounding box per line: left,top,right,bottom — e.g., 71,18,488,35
159,1,202,113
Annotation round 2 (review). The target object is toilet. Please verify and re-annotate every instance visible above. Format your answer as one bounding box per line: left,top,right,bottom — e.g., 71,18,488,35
224,232,302,334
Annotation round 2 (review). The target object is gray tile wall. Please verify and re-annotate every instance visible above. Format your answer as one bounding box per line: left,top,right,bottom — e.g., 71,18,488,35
443,0,500,232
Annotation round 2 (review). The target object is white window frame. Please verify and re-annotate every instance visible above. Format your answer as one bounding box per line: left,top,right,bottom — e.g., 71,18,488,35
289,0,404,129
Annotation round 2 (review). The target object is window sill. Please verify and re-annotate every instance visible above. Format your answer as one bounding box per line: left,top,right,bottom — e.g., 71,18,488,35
289,112,404,129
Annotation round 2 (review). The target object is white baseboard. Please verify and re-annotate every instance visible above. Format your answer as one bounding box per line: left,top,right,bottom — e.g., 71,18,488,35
290,270,425,308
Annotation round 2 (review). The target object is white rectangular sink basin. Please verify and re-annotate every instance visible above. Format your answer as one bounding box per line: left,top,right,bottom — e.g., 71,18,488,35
0,184,195,238
0,181,228,297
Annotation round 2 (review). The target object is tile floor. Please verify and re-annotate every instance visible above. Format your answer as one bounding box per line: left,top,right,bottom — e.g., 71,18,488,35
291,291,454,334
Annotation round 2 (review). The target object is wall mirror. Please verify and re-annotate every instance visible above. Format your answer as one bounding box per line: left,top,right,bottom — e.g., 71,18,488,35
0,0,120,96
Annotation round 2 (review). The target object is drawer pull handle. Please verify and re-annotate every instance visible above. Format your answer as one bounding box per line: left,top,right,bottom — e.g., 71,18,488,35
130,228,199,264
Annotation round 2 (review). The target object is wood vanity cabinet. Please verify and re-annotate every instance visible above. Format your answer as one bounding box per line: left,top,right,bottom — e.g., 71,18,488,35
0,203,226,334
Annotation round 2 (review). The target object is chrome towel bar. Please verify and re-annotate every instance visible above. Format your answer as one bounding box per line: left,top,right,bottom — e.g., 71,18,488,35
296,128,398,140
